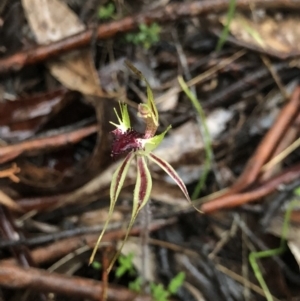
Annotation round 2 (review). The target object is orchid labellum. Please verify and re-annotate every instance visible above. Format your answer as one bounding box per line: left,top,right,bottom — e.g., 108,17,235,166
89,61,197,270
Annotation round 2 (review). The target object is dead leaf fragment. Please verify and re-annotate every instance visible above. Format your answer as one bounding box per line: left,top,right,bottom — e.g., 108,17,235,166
220,13,300,58
22,0,102,96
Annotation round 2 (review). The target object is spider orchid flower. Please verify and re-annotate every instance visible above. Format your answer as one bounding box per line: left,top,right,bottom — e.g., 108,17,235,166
89,62,196,269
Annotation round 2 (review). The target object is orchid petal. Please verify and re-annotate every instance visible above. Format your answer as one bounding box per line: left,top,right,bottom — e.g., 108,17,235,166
107,155,152,273
148,153,202,213
89,152,134,264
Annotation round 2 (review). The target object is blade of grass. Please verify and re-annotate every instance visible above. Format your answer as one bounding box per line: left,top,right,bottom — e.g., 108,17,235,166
216,0,236,51
178,76,213,199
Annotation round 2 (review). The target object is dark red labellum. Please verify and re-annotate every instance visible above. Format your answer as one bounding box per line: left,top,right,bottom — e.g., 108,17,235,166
111,129,144,158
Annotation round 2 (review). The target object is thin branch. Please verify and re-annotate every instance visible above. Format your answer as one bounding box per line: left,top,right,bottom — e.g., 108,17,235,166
201,162,300,212
0,262,152,301
0,124,97,164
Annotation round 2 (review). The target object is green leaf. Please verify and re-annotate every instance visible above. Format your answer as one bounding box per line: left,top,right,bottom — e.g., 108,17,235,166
129,277,143,292
168,272,185,294
125,23,161,49
91,261,102,270
98,2,115,20
150,283,170,301
89,152,134,265
116,253,135,278
294,186,300,196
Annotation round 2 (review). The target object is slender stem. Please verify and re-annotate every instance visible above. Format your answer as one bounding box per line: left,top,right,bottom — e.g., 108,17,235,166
216,0,237,51
178,76,213,199
140,200,151,291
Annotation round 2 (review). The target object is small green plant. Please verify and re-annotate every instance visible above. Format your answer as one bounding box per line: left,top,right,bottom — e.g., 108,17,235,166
151,272,185,301
129,277,143,292
91,260,102,270
125,23,161,49
98,2,115,20
115,251,185,300
167,271,186,294
116,253,136,278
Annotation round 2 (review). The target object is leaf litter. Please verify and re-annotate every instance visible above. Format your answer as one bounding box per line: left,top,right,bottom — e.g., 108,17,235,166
1,1,300,301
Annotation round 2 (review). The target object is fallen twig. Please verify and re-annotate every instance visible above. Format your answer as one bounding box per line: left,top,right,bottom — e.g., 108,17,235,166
0,206,47,300
0,0,299,74
201,162,300,213
0,124,97,164
2,217,176,262
0,163,20,182
0,262,152,301
209,85,300,204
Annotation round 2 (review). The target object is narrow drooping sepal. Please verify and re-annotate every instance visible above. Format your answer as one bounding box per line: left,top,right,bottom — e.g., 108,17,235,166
110,152,135,202
148,153,202,213
107,155,152,273
89,152,134,265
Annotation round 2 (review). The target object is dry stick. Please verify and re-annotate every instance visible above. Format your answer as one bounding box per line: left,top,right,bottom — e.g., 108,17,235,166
0,207,47,301
0,207,33,266
215,85,300,202
204,62,290,109
0,263,152,301
0,0,299,74
3,217,176,265
259,111,300,182
17,194,64,212
0,163,20,182
201,161,300,213
230,86,300,191
0,124,97,164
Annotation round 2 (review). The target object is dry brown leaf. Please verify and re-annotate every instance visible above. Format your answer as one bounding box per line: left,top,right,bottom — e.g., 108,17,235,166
220,13,300,58
22,0,103,96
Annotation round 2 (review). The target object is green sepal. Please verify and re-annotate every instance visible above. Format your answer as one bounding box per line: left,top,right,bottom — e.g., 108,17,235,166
142,125,171,153
107,155,152,273
89,152,134,265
